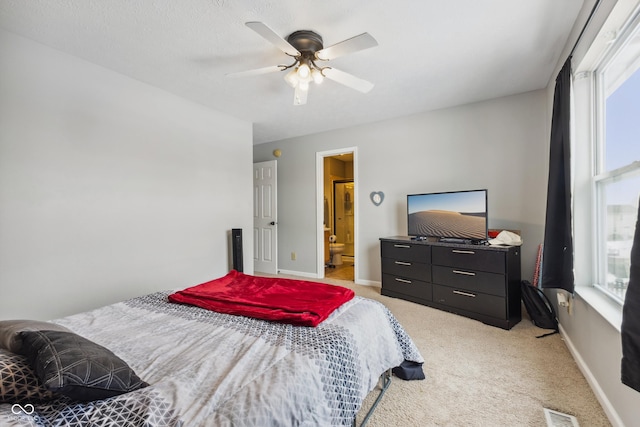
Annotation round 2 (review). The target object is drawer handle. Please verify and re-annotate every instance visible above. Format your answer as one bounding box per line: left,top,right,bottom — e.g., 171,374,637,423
395,261,412,266
395,278,412,284
453,270,476,276
394,244,411,248
453,290,476,298
452,250,475,254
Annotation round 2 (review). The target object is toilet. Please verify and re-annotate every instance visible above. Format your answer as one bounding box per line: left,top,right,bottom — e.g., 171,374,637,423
329,236,345,266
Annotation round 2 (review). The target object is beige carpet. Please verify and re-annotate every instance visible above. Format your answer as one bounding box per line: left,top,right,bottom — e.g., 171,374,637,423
268,273,611,427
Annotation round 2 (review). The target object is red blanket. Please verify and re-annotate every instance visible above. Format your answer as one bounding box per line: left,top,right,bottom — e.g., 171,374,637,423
168,270,355,327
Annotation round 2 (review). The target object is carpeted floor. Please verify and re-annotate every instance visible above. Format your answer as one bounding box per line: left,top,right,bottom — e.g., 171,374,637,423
270,273,611,427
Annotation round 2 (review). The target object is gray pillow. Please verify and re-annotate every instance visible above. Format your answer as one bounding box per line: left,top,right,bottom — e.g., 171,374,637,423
0,320,72,353
19,330,148,402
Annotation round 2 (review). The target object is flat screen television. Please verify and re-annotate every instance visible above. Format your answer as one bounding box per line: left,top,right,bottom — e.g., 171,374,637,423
407,189,488,241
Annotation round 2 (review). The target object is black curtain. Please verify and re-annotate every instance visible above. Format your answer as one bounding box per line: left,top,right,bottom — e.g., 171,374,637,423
621,197,640,392
541,57,574,293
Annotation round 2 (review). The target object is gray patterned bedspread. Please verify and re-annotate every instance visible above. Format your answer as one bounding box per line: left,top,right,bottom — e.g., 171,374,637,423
0,291,423,426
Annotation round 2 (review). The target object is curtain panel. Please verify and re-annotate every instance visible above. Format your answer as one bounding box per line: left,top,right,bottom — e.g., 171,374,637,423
621,197,640,392
541,57,574,293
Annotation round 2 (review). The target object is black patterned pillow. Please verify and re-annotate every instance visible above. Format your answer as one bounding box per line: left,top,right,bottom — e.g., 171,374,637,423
19,330,148,402
0,348,55,402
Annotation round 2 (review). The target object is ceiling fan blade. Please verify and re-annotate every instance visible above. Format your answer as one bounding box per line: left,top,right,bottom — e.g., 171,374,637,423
245,22,300,57
226,65,284,78
322,68,374,93
293,86,308,105
316,33,378,61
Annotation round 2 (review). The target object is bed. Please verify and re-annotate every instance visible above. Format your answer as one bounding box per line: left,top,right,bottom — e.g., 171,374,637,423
0,271,424,426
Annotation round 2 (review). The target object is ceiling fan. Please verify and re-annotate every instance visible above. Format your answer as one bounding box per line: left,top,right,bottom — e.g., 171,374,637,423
227,22,378,105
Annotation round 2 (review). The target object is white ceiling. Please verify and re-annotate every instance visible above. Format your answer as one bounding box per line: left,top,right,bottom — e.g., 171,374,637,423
0,0,584,144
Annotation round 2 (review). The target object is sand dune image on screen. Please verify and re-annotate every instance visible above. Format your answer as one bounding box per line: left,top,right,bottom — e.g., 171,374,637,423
408,210,486,239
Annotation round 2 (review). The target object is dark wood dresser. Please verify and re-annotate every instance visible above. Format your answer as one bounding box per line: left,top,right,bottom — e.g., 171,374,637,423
380,236,521,329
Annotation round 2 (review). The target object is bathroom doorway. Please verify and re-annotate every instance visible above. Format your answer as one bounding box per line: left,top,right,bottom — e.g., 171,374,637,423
316,148,356,282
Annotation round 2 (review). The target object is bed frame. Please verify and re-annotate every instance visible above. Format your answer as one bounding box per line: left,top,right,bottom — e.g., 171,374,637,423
356,369,392,427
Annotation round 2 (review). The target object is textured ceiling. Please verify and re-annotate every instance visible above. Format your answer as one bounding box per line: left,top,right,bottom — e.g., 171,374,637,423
0,0,584,144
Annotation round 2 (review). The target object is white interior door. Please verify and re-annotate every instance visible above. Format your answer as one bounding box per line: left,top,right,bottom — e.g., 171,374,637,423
253,160,277,274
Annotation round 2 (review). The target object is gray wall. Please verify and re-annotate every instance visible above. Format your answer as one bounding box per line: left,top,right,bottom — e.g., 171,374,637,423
254,89,549,284
556,292,636,427
0,31,254,320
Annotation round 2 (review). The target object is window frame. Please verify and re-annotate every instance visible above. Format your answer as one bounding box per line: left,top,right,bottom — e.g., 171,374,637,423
590,9,640,305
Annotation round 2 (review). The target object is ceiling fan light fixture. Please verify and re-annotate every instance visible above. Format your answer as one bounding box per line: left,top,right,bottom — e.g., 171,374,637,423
284,68,299,88
311,68,324,84
297,62,311,79
298,80,310,91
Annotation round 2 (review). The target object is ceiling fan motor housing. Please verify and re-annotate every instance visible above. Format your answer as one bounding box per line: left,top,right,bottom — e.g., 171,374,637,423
286,30,324,55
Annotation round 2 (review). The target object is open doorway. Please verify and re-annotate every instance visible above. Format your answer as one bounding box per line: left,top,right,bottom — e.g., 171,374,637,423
316,148,357,282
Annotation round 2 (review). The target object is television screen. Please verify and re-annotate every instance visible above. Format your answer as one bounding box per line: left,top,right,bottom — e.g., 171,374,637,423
407,189,487,241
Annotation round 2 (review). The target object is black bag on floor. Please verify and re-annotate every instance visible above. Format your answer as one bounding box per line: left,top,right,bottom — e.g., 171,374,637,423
392,360,425,380
521,280,559,338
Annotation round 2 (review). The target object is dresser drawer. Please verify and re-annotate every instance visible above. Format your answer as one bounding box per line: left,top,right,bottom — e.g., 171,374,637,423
432,265,505,297
382,257,431,281
382,274,432,301
432,246,505,273
381,241,431,263
433,284,505,319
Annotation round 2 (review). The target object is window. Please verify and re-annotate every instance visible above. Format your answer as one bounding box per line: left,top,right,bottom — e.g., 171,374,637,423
593,13,640,303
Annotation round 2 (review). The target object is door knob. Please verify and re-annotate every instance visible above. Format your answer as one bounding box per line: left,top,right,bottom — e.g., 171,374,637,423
269,221,276,226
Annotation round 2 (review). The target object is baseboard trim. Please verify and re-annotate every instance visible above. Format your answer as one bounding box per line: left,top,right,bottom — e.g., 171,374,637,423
277,269,319,279
356,279,381,287
558,323,624,427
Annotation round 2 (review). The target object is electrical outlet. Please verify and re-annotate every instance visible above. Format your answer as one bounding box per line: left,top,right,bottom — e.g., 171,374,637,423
557,293,568,307
557,292,572,315
291,252,296,261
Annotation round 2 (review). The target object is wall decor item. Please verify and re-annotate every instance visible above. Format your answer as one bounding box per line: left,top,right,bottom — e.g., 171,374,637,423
273,149,282,157
370,191,384,206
